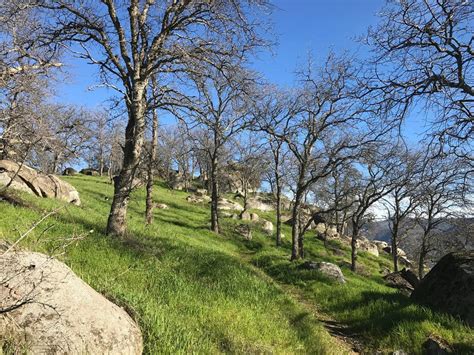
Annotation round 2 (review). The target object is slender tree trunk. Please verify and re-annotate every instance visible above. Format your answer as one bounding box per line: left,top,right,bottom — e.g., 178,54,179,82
418,235,428,279
106,83,147,236
210,153,219,233
145,106,158,225
52,152,60,174
351,221,359,271
99,149,104,176
392,222,399,272
275,181,282,247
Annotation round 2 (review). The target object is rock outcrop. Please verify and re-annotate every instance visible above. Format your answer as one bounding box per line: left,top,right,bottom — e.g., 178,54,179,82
246,196,274,212
383,269,419,295
411,251,474,327
0,160,81,205
299,261,346,284
217,198,244,211
0,251,143,354
356,236,379,257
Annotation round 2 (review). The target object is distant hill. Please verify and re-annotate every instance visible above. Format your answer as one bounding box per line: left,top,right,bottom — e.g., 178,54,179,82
363,218,474,265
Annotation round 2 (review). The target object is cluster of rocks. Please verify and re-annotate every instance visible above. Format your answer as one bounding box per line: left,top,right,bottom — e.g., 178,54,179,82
1,249,143,354
0,160,81,205
186,189,211,204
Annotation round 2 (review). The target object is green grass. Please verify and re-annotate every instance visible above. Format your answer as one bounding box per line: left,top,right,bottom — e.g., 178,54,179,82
0,175,472,354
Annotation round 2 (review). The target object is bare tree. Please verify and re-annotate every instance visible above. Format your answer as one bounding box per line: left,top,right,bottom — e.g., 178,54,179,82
175,62,258,233
349,145,396,271
382,146,423,272
414,154,470,278
34,0,269,236
232,134,268,215
258,55,370,260
367,0,473,159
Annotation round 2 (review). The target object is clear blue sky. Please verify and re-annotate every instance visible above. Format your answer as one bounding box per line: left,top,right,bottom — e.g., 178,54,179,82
54,0,425,141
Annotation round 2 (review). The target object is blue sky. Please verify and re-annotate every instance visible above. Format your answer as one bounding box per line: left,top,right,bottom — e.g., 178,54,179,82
54,0,425,141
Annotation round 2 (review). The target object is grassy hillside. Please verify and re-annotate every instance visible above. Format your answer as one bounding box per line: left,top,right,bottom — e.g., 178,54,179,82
1,175,472,354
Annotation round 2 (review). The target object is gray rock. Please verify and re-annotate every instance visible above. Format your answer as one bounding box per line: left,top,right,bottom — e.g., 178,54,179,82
62,167,77,176
217,198,244,211
250,213,259,221
0,251,143,354
262,220,274,235
0,160,81,205
300,261,346,284
422,336,452,354
411,251,474,327
240,211,251,220
383,270,417,295
235,224,252,240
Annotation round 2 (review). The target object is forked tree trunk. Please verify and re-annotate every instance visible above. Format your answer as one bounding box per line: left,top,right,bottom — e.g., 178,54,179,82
145,106,158,225
106,84,147,236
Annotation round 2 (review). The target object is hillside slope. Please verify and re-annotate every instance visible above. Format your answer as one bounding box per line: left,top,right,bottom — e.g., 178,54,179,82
1,175,472,354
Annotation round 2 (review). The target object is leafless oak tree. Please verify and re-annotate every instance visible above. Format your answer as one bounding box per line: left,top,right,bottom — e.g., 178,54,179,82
34,0,269,236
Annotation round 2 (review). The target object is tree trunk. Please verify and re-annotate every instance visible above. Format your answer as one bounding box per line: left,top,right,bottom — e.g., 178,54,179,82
210,153,219,234
99,149,104,176
275,182,282,247
418,235,428,279
106,84,147,236
391,222,399,272
351,221,359,272
145,106,158,225
290,191,303,260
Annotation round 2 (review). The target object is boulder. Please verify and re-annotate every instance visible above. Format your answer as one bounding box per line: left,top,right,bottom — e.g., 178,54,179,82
422,335,452,354
373,240,389,252
195,189,207,197
246,196,274,212
156,203,169,209
240,211,251,221
79,168,99,176
235,224,252,240
217,198,244,211
250,213,259,221
262,220,274,235
383,270,415,295
0,251,143,354
186,194,210,204
356,237,379,257
382,246,407,257
299,261,346,284
0,160,81,205
62,167,77,176
315,223,339,239
411,251,474,327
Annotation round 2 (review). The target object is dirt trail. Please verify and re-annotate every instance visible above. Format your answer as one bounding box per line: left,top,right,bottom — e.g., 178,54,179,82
283,285,364,354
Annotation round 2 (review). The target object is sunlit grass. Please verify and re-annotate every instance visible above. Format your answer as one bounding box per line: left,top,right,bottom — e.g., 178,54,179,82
0,175,472,354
